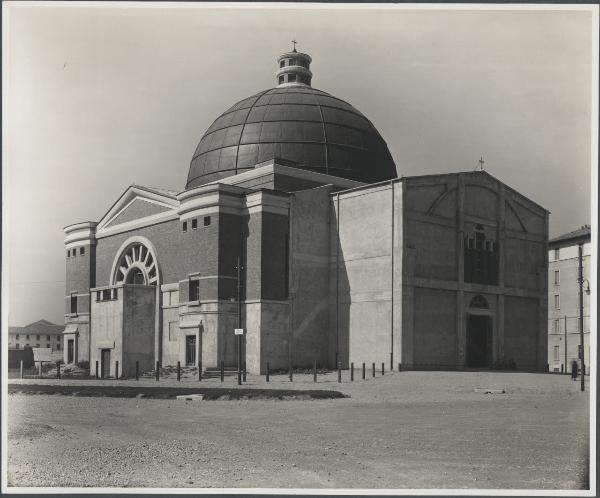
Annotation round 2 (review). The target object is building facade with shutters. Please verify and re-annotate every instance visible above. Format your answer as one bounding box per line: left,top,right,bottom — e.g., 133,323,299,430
61,48,549,376
547,226,592,374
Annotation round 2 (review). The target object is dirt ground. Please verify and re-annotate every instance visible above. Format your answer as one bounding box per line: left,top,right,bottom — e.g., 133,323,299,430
5,371,590,490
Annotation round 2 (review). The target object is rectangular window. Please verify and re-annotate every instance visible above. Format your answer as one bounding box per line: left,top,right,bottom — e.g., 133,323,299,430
189,279,200,301
67,250,70,258
554,270,560,285
288,74,296,82
80,247,85,255
554,294,560,310
554,248,560,260
192,218,198,229
16,343,19,349
26,335,30,340
279,75,284,84
102,289,111,301
280,60,285,68
16,334,19,340
553,319,560,333
554,345,560,361
70,294,78,314
46,343,51,348
183,221,187,232
203,216,211,227
289,59,296,66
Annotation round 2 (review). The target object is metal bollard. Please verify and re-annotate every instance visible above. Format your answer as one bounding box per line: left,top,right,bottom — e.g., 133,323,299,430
135,361,139,381
115,361,119,380
220,360,224,382
156,361,160,381
362,362,366,380
337,363,341,383
382,362,385,376
57,361,61,379
266,362,270,382
351,362,354,381
390,353,393,372
20,360,23,379
177,361,181,382
289,364,293,382
96,360,99,379
372,362,375,378
198,361,202,381
313,360,317,383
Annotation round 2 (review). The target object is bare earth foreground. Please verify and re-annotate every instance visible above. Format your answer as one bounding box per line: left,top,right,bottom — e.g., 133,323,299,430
6,371,590,490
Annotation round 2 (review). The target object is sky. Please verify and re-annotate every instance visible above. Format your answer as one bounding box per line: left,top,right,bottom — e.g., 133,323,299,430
3,3,597,326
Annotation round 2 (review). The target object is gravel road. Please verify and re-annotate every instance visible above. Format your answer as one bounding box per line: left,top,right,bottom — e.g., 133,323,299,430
6,371,590,490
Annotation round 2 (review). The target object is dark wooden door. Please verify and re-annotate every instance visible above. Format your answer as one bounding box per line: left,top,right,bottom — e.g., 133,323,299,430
101,349,111,378
185,336,196,366
466,315,492,368
67,340,74,363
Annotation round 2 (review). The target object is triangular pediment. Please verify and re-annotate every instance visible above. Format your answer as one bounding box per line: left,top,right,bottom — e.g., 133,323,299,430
96,185,179,237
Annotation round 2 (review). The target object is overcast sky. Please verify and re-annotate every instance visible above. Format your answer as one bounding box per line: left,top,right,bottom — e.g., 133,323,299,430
3,3,596,326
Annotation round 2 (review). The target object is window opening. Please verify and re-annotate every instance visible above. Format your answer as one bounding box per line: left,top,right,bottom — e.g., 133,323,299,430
189,279,200,302
554,294,560,310
554,270,560,285
192,218,198,229
183,221,187,232
204,216,211,227
70,294,78,314
554,248,560,260
288,74,296,82
80,247,85,255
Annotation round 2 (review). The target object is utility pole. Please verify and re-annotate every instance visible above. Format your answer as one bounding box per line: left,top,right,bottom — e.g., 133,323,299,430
237,254,243,386
578,244,585,392
564,314,567,373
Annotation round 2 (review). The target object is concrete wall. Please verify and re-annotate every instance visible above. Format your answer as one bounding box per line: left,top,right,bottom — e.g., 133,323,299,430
331,181,402,369
122,285,156,376
89,290,123,377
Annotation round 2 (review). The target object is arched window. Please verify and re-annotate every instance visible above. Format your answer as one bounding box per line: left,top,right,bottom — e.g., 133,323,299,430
469,295,489,309
113,242,158,286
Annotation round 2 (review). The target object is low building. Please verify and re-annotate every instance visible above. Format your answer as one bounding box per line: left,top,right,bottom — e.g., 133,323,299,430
547,225,592,373
8,319,64,352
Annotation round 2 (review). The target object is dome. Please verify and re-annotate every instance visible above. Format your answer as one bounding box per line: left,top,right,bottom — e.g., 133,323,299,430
186,50,398,189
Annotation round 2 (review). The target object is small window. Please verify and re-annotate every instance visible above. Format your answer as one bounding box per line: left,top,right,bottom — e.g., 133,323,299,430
67,250,70,258
288,74,296,82
554,248,560,261
47,343,51,348
289,58,296,66
279,60,285,68
189,279,200,302
183,221,187,232
16,343,19,349
554,294,560,310
279,75,284,84
192,218,198,230
26,335,30,340
80,247,85,255
553,319,560,333
203,216,211,227
70,294,78,314
16,334,19,340
554,345,560,361
102,289,111,301
554,270,560,285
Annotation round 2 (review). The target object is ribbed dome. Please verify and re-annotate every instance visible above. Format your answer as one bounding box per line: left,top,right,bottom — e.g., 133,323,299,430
186,86,398,189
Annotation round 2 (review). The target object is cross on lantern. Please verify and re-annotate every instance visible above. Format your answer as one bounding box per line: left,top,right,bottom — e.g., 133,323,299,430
478,156,485,171
291,39,298,52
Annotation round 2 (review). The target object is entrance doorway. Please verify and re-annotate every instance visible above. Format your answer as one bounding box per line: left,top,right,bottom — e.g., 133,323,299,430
67,339,74,363
185,336,196,366
466,315,492,368
101,349,111,378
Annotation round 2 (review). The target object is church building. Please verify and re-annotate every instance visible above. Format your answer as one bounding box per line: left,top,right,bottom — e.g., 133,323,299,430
62,48,549,376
